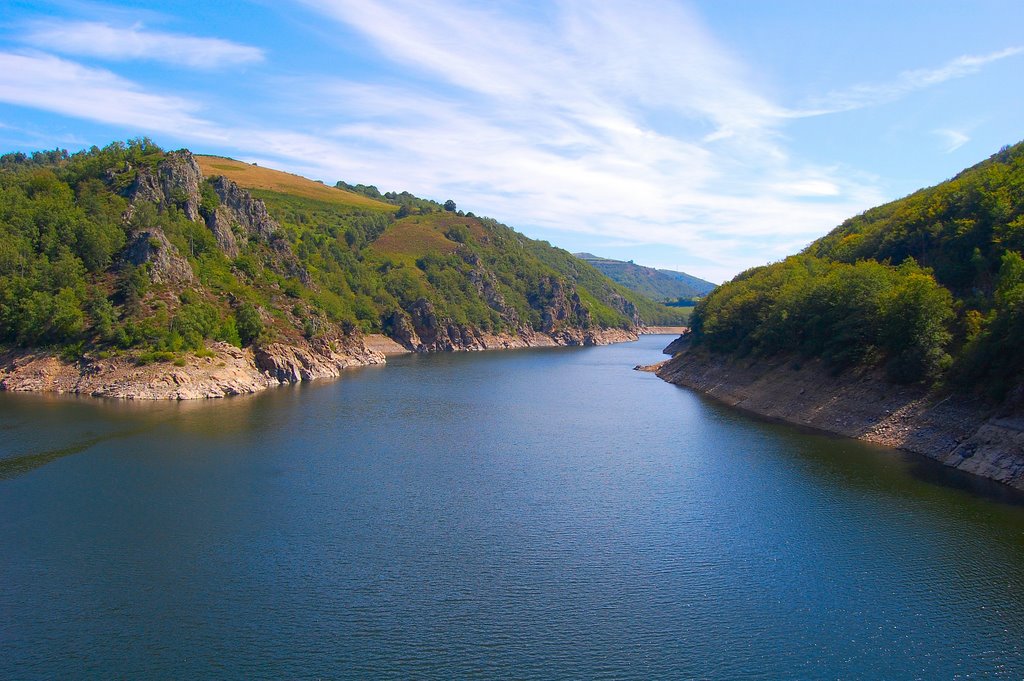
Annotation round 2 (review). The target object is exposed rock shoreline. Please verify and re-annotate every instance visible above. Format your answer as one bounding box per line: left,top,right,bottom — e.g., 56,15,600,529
0,327,637,400
652,342,1024,491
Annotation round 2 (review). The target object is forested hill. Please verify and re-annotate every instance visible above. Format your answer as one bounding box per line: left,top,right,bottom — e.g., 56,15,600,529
684,140,1024,399
573,253,716,302
0,139,685,363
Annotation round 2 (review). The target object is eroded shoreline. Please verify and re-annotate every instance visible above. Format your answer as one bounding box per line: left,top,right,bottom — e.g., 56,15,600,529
653,347,1024,491
0,328,638,400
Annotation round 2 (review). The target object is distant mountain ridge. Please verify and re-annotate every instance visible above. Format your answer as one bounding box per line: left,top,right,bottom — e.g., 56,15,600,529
573,253,716,302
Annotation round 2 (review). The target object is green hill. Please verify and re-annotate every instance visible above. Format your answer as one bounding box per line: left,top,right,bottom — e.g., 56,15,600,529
574,253,716,302
0,139,685,364
685,140,1024,398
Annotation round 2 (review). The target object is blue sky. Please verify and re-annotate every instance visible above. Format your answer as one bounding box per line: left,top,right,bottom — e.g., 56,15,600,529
1,1,1022,283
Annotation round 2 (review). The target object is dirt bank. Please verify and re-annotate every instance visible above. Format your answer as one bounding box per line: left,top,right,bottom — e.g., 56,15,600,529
653,346,1024,491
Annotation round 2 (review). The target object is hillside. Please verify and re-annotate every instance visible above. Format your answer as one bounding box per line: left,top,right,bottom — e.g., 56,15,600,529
574,252,716,302
656,140,1024,488
195,156,395,212
673,140,1024,396
0,139,685,397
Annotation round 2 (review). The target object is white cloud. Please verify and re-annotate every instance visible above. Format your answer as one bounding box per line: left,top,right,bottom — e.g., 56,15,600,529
0,52,225,139
21,20,264,69
933,128,970,153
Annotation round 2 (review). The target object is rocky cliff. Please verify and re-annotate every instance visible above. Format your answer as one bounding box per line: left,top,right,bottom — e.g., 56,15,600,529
654,341,1024,491
125,150,305,281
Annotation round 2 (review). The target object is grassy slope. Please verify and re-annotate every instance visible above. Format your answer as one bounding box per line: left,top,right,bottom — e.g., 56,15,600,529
196,156,396,212
370,213,481,260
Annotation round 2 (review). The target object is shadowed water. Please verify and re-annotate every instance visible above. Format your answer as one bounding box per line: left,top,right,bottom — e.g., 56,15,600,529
2,336,1023,679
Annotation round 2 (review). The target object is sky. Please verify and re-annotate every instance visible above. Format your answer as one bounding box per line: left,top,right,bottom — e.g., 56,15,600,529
1,1,1022,283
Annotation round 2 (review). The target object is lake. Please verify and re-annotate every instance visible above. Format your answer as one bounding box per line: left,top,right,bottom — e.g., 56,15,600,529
2,335,1024,679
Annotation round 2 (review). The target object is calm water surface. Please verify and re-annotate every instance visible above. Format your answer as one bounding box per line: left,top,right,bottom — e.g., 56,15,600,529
2,335,1024,679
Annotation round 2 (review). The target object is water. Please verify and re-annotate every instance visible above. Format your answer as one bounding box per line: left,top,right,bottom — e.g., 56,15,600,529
2,335,1024,679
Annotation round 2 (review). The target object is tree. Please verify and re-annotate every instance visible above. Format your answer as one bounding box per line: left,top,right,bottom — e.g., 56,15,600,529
443,199,457,212
236,303,263,346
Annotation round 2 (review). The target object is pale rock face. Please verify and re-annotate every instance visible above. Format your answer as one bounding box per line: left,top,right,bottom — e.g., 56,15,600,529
158,151,204,222
207,205,241,258
121,227,194,286
209,175,278,243
207,175,309,282
126,167,163,205
126,150,204,221
0,340,388,400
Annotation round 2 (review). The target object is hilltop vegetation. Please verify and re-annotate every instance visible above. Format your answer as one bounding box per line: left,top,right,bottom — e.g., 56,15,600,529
0,139,682,365
574,252,716,303
688,141,1024,398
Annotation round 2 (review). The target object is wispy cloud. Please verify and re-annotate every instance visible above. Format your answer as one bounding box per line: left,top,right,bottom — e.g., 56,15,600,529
283,0,878,281
933,128,970,153
0,1,1013,282
0,52,224,138
799,47,1023,115
21,20,264,69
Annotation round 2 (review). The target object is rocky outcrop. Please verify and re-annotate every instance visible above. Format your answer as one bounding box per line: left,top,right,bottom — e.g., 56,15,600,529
207,175,308,282
206,205,240,257
158,151,204,221
654,343,1024,491
535,277,591,334
608,292,641,326
253,337,383,383
121,228,194,286
126,166,163,205
207,175,278,244
121,150,308,282
406,298,481,351
126,150,204,221
464,252,520,328
386,309,423,350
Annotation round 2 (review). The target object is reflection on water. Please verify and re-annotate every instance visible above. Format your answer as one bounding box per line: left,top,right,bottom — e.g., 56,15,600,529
1,337,1023,680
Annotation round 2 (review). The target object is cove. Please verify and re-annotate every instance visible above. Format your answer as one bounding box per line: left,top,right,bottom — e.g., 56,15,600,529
2,335,1024,679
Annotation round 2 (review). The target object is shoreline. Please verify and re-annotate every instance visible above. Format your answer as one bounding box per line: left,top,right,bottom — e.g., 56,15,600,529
652,346,1024,491
0,327,638,400
639,326,689,335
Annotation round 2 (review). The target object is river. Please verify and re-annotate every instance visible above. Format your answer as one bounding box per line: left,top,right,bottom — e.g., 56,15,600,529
2,335,1024,679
